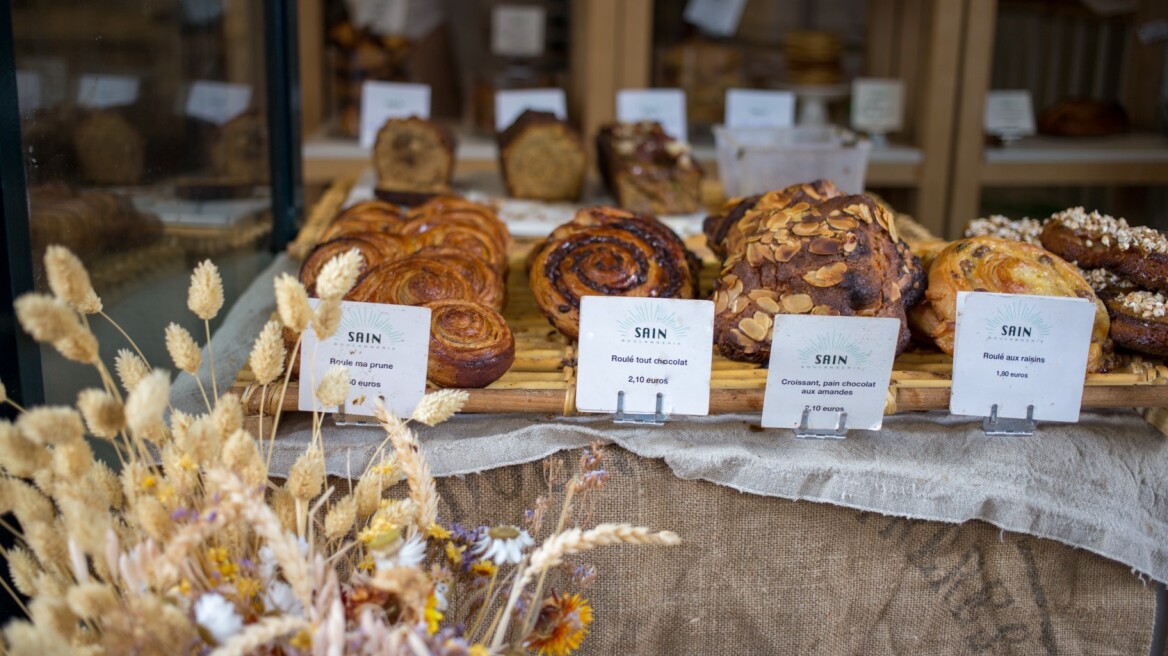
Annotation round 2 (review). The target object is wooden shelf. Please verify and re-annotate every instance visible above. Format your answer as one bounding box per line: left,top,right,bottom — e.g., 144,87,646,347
980,134,1168,185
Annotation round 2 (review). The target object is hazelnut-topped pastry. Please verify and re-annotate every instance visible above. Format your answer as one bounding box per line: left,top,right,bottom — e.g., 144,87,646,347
1040,207,1168,292
1104,290,1168,357
964,215,1044,245
711,193,924,364
907,236,1111,372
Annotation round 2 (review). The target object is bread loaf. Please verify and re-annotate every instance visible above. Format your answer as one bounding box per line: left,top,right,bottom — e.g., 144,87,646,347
497,110,586,201
373,117,455,200
596,121,702,215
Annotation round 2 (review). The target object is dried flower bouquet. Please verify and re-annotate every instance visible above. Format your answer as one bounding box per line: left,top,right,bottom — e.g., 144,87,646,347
0,245,680,655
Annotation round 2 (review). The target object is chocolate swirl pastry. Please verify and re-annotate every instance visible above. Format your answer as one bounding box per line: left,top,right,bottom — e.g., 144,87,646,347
703,180,842,259
528,206,699,339
413,246,505,310
1039,207,1168,292
347,256,476,305
299,235,407,297
907,236,1110,372
424,299,515,388
712,193,924,364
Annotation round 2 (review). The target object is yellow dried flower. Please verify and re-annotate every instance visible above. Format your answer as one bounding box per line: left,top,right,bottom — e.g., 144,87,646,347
324,494,357,541
125,369,170,437
52,440,94,479
445,541,466,567
14,292,80,343
212,393,244,436
248,320,286,385
0,421,50,478
188,259,224,321
6,546,41,596
426,523,451,540
17,406,83,445
315,365,350,409
275,273,311,333
53,329,100,364
312,298,343,341
286,447,324,501
76,389,125,439
114,349,150,394
234,576,261,601
315,248,364,301
165,322,202,375
66,582,119,619
410,389,468,426
44,245,101,314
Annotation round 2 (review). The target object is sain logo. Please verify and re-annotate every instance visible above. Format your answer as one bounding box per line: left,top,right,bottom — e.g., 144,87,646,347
983,301,1051,341
616,303,688,344
798,332,870,369
337,307,404,347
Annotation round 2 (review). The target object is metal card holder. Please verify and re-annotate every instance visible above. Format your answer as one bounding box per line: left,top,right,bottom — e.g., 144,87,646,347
982,404,1036,436
332,413,377,427
613,390,667,426
795,406,848,440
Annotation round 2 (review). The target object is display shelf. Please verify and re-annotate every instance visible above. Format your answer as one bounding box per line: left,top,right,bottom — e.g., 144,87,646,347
980,133,1168,185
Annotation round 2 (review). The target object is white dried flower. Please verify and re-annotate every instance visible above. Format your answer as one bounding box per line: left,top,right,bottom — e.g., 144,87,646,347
248,320,286,386
410,389,468,426
188,260,224,321
315,365,350,409
114,349,150,393
164,323,202,374
194,592,243,644
14,293,81,344
275,273,311,333
311,298,342,341
472,525,534,565
373,533,427,571
76,389,125,439
44,245,102,314
124,369,170,437
314,248,364,301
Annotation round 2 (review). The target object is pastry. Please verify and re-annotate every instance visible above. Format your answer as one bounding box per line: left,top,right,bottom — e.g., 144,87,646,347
1040,207,1168,292
403,197,511,261
497,110,586,201
299,236,407,297
423,299,515,388
210,110,268,184
348,256,477,306
711,193,924,364
406,222,508,276
1038,99,1128,138
321,201,407,241
74,111,145,186
412,246,505,311
704,180,842,259
1105,290,1168,357
596,121,703,215
964,215,1043,245
528,206,699,340
907,236,1110,372
373,117,455,200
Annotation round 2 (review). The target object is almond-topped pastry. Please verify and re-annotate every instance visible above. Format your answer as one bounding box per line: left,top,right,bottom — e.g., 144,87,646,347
907,236,1111,372
702,179,842,260
964,215,1044,245
1104,290,1168,357
710,192,924,364
1040,207,1168,292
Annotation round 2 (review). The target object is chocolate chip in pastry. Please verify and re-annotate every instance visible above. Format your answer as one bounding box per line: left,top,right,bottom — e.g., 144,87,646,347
423,299,515,388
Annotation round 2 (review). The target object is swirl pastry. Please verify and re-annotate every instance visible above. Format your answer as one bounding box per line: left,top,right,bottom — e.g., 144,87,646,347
424,300,515,388
408,222,509,275
413,246,505,310
404,199,511,252
1105,290,1168,357
907,236,1110,371
711,194,924,364
347,256,476,306
1040,207,1168,292
320,200,407,241
299,235,408,297
528,206,698,339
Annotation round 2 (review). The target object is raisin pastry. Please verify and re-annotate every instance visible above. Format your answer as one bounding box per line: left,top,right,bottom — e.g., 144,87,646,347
424,299,516,388
1040,207,1168,292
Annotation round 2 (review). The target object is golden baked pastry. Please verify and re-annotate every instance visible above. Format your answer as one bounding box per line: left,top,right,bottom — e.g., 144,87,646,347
423,299,515,388
1039,207,1168,292
412,246,505,311
703,180,842,259
907,236,1110,372
320,201,406,241
348,256,477,306
1105,290,1168,357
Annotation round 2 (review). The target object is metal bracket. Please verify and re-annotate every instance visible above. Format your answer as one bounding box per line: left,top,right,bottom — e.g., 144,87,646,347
982,404,1036,436
613,391,667,426
795,406,848,440
331,413,377,427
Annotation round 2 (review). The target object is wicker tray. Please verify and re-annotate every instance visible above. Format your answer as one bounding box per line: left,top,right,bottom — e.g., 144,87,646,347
232,180,1168,432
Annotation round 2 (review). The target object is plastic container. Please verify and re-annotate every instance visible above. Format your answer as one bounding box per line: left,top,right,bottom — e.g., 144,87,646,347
713,125,871,196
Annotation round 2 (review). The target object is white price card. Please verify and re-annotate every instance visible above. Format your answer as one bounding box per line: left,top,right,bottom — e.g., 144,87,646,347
984,90,1036,138
576,296,714,415
77,74,139,109
950,292,1097,422
725,89,795,128
298,300,431,418
185,80,252,125
683,0,748,37
359,81,431,148
491,5,546,57
15,71,41,112
761,315,900,431
616,88,688,142
851,78,904,134
495,87,566,132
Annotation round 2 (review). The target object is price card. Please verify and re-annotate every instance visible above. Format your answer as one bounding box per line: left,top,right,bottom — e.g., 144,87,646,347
616,88,688,142
683,0,749,37
359,82,431,148
576,296,714,415
77,74,139,109
495,87,566,132
185,80,252,125
984,90,1036,139
851,78,904,134
491,5,546,57
761,315,900,431
950,292,1097,422
725,89,795,128
16,71,41,112
298,300,431,418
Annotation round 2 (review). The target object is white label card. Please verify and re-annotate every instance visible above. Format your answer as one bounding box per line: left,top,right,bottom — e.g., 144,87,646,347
185,81,252,125
725,89,795,128
77,74,139,109
762,315,900,431
298,300,431,418
576,297,714,415
491,5,545,57
359,82,431,148
851,78,904,133
683,0,749,37
616,88,688,142
15,71,41,112
495,88,566,132
984,90,1036,138
950,292,1096,423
